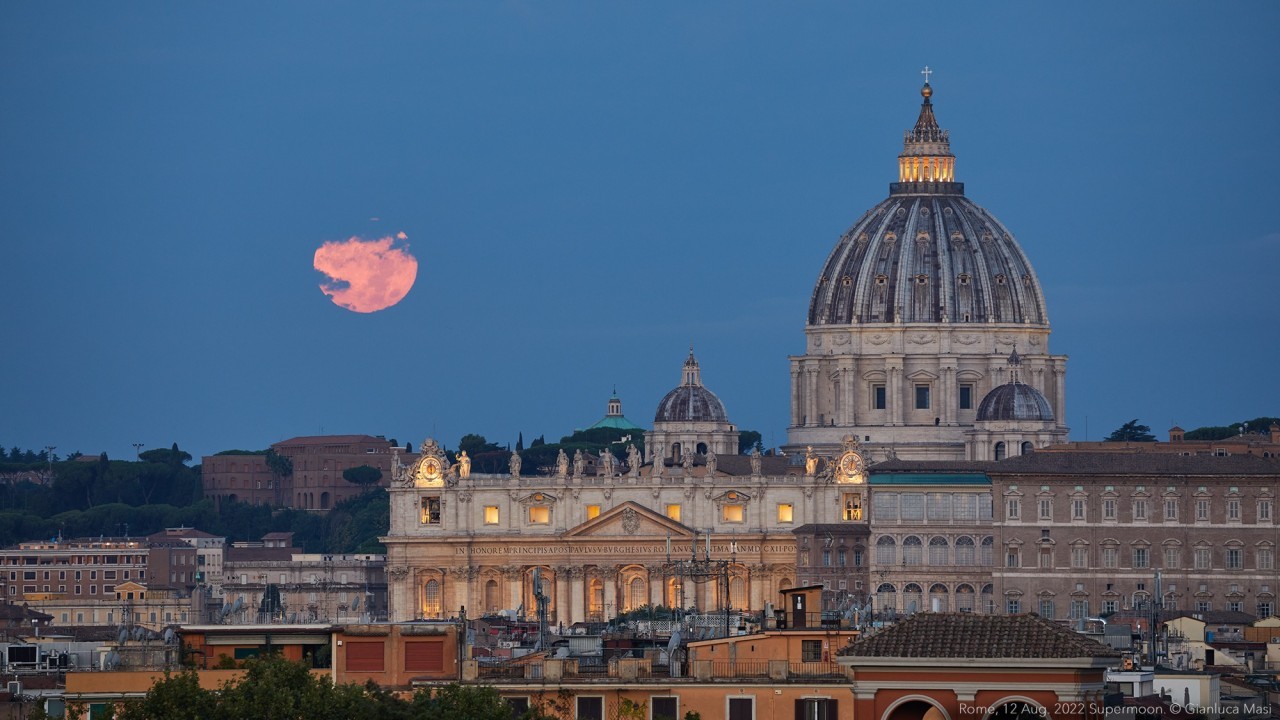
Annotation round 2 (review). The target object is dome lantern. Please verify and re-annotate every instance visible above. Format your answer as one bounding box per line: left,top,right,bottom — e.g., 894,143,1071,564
894,71,960,195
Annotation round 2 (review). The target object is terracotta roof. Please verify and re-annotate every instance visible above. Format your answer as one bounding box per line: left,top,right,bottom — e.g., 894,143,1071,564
872,459,995,473
839,613,1121,659
988,452,1280,476
272,435,387,447
1165,610,1257,625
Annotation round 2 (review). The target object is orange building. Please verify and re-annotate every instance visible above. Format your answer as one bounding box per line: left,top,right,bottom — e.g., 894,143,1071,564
839,613,1121,720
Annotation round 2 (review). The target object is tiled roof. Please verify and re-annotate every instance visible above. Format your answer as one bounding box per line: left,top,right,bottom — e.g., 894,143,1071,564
272,435,386,447
1165,610,1257,625
839,613,1121,659
989,452,1280,476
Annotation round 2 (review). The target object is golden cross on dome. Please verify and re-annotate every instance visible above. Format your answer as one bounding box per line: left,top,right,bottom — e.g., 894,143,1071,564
921,66,932,84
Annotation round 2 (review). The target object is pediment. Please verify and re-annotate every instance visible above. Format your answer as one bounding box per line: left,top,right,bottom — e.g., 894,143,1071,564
565,501,694,538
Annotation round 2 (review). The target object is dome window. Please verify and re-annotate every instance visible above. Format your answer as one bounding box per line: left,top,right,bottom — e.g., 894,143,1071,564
981,232,994,244
884,232,897,245
950,231,965,244
958,273,971,285
943,207,953,216
920,206,930,217
995,274,1007,285
841,276,852,287
875,275,888,286
916,231,930,244
857,232,869,244
915,274,929,285
896,207,907,218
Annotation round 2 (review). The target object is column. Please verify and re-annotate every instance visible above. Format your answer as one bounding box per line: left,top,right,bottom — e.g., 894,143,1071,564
942,365,956,426
888,360,904,426
504,566,522,614
790,365,802,426
648,566,664,608
804,365,819,426
1054,364,1067,426
554,569,569,624
568,569,585,625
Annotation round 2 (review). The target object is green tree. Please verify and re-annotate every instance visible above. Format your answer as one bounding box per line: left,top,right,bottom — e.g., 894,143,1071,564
410,684,532,720
265,449,293,478
737,430,763,455
1105,419,1156,442
342,465,384,490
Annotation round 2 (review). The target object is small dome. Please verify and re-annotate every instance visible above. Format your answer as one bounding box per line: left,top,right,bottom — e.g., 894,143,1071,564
976,382,1055,423
654,350,729,423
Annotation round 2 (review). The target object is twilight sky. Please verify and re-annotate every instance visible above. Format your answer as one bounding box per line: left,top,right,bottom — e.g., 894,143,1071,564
3,3,1278,461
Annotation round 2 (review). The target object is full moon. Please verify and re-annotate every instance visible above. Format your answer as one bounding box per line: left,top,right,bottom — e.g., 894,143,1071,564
313,232,418,313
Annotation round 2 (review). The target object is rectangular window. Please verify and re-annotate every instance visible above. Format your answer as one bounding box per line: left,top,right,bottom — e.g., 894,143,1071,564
1005,550,1020,568
1134,499,1148,520
801,639,823,662
403,640,444,672
728,697,754,720
586,505,601,520
959,384,973,410
483,506,500,525
1039,548,1053,568
872,384,886,410
1071,546,1088,568
1133,548,1149,569
1102,547,1118,568
1259,602,1275,619
1070,599,1090,619
1071,498,1086,521
665,504,681,522
900,493,924,521
1162,498,1175,520
1006,497,1021,520
420,496,441,525
1103,498,1116,520
1227,548,1243,569
1196,499,1210,521
651,697,678,720
1228,499,1240,521
1103,600,1119,614
1259,549,1274,570
821,549,831,567
777,503,794,523
841,493,863,521
1228,601,1244,613
1194,547,1212,570
506,698,531,719
344,641,385,672
723,505,744,523
1260,500,1273,522
576,697,604,720
926,493,951,521
1038,499,1052,521
1006,598,1021,614
874,493,898,521
529,507,550,524
1165,547,1180,568
1195,601,1211,613
914,384,931,409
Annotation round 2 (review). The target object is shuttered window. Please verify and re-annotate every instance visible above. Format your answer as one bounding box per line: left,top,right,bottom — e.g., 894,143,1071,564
729,697,754,720
652,697,678,720
404,640,444,673
344,641,385,672
795,698,838,720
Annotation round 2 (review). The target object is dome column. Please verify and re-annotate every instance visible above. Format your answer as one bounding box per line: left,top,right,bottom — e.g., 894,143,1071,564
887,358,904,426
790,363,802,427
840,359,857,426
942,365,957,426
1054,363,1067,429
804,363,820,426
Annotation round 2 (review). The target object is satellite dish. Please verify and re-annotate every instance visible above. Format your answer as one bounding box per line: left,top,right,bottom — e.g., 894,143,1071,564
106,651,120,670
132,627,146,642
351,596,360,611
163,628,175,644
288,612,297,624
117,626,128,644
231,597,244,613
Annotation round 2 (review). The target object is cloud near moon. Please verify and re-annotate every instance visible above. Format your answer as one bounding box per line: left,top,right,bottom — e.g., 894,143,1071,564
313,233,418,313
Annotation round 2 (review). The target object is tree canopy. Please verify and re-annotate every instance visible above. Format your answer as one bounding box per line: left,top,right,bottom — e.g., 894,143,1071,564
1184,416,1280,441
1105,419,1156,442
342,465,383,488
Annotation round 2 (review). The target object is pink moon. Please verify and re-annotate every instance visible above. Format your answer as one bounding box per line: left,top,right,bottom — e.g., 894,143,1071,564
313,232,418,313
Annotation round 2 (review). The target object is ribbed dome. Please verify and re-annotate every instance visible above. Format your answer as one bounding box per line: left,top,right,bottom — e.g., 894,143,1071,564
807,84,1049,327
976,382,1055,423
654,351,729,423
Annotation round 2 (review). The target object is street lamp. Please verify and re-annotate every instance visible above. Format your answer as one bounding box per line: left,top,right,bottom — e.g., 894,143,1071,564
132,443,145,460
44,446,55,482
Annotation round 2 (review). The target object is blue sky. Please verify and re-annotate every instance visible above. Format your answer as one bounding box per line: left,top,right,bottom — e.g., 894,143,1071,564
3,3,1278,461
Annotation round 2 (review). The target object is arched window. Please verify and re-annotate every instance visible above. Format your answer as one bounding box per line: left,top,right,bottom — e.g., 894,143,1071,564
588,579,604,620
876,583,896,616
902,583,923,614
955,584,975,613
929,583,949,612
729,576,746,610
671,443,681,461
484,579,499,613
423,579,441,617
1021,441,1033,455
902,536,923,565
995,442,1007,460
980,583,995,614
320,492,330,509
928,536,949,565
696,442,708,455
628,577,646,612
955,536,976,565
876,537,897,565
980,536,994,566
